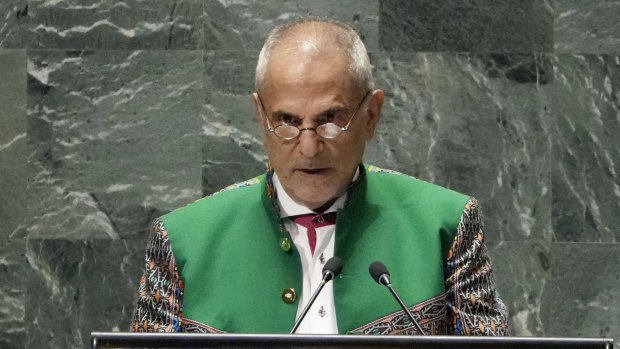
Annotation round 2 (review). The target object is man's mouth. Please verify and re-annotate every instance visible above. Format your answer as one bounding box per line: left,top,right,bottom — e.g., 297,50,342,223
299,168,326,175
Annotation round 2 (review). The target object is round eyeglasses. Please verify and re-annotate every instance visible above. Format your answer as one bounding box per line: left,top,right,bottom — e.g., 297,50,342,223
257,91,371,140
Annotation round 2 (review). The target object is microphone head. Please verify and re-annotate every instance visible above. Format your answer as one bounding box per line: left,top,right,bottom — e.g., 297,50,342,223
322,256,343,281
369,261,390,285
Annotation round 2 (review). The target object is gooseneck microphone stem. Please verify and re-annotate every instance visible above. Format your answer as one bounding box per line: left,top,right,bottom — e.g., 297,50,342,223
369,261,425,335
290,276,329,334
290,257,343,334
384,279,425,335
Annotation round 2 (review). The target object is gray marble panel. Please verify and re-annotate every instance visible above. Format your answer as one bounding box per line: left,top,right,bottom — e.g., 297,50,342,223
0,2,616,346
0,240,27,349
0,50,29,238
540,243,620,340
204,50,258,95
0,0,30,48
379,0,553,52
28,0,203,49
202,50,267,194
25,238,146,349
367,52,553,243
204,0,379,52
17,50,203,239
551,54,620,243
488,242,551,336
554,0,620,54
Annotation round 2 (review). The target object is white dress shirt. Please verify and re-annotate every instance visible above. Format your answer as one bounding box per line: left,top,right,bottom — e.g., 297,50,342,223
272,172,352,334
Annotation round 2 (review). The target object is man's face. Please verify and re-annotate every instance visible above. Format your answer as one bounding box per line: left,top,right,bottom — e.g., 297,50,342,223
253,49,383,210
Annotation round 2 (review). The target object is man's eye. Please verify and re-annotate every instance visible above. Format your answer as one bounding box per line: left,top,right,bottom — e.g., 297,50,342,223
318,112,341,124
275,114,300,125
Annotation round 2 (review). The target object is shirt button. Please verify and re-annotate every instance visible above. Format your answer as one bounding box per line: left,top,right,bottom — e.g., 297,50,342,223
279,237,291,252
282,288,297,304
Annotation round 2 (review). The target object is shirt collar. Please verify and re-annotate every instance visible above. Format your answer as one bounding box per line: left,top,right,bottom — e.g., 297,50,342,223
272,168,359,218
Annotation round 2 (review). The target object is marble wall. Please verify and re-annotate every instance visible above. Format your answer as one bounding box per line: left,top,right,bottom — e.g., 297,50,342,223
1,0,619,348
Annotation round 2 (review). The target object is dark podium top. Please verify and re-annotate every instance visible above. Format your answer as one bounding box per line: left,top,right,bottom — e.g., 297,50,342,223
91,332,613,349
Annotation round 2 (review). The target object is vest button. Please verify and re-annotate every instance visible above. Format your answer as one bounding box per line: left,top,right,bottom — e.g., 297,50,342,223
282,288,297,304
279,237,291,252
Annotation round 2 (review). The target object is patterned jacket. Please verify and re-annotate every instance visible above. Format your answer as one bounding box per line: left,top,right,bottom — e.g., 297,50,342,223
131,165,509,335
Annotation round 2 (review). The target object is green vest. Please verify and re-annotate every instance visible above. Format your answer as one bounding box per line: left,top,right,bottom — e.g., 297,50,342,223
163,166,469,333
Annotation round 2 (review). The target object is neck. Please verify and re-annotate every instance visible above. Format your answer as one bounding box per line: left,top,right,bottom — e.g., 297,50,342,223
311,197,338,214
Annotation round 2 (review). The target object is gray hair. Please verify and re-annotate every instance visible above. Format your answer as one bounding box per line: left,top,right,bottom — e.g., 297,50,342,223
254,19,374,93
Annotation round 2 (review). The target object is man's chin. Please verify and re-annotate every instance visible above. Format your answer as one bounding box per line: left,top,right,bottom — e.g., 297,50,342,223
282,171,347,208
290,189,336,209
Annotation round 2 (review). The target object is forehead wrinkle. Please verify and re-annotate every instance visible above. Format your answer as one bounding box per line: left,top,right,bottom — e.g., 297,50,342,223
262,26,356,96
270,103,348,122
272,38,329,63
263,48,353,96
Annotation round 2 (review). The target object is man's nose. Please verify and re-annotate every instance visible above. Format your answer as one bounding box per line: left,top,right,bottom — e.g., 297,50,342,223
297,129,323,158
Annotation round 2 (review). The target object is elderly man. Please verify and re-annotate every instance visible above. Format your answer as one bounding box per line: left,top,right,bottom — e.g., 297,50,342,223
131,19,508,336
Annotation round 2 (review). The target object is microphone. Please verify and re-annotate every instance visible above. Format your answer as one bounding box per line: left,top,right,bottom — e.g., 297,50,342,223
369,261,425,335
290,256,343,334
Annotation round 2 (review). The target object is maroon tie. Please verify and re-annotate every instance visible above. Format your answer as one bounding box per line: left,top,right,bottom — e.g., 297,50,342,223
291,212,337,256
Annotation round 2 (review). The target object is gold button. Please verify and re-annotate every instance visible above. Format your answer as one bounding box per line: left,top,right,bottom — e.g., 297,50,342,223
279,237,291,252
282,288,297,304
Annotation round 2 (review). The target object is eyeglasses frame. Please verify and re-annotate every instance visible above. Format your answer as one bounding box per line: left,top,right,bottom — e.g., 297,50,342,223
256,90,372,140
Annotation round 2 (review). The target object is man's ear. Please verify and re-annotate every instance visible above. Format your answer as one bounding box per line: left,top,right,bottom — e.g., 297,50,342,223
252,92,266,130
364,89,384,140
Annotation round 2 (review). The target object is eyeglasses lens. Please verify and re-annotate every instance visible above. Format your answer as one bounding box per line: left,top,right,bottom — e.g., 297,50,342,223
316,124,342,138
273,126,300,140
273,124,344,140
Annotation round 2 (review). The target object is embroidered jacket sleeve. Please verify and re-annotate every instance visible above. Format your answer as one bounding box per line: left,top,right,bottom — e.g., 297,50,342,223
131,217,184,332
445,198,509,335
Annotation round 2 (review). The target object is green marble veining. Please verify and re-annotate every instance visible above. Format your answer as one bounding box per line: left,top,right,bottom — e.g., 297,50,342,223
0,0,30,49
0,1,618,347
554,0,620,54
203,0,379,51
24,239,145,348
540,243,620,339
552,54,620,242
0,240,27,349
367,52,553,243
379,0,553,52
28,0,203,50
0,50,29,238
17,50,203,239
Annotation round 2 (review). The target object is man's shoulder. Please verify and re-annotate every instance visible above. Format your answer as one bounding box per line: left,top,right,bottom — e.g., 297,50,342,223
364,164,469,202
362,165,471,248
162,173,267,223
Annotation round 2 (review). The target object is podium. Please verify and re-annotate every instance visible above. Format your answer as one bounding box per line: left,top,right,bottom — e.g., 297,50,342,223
91,332,613,349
